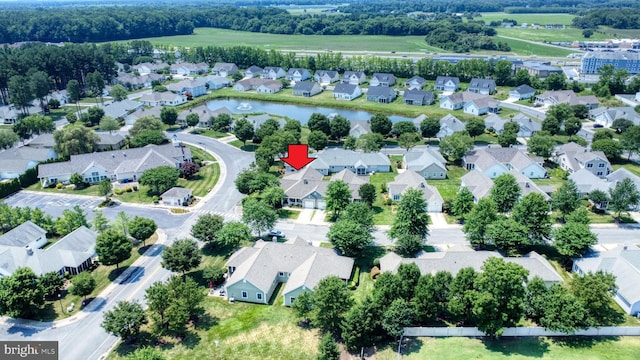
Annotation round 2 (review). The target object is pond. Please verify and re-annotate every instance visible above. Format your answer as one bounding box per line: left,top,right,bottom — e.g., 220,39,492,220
205,98,415,124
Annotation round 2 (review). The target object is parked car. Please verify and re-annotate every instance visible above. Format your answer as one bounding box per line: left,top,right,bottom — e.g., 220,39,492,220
593,123,604,128
266,229,285,238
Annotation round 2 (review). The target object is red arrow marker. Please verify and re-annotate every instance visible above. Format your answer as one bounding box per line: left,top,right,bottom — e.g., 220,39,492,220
281,144,315,170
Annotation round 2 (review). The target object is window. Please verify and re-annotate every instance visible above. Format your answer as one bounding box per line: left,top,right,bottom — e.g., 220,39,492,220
241,291,248,298
597,172,603,176
587,163,593,168
279,272,284,277
393,195,400,201
257,293,263,301
598,163,605,168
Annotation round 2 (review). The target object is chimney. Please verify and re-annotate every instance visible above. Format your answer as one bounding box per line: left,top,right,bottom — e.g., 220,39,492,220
25,245,33,256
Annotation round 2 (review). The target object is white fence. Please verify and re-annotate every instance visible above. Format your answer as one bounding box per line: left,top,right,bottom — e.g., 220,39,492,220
404,326,640,337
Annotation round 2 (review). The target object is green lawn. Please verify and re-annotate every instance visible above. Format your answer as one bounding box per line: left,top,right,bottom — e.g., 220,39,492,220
375,336,640,360
278,209,300,220
473,12,577,26
188,145,217,163
177,163,220,197
430,165,467,202
370,158,401,225
498,27,608,43
229,139,258,152
192,129,229,139
494,36,575,57
26,183,103,197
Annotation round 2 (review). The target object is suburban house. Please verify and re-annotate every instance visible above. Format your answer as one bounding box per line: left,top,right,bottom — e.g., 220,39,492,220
113,73,165,90
333,83,362,101
553,142,612,178
133,62,168,75
573,245,640,315
161,187,193,206
0,225,97,278
568,169,612,197
166,78,208,97
468,78,496,95
349,120,371,138
369,73,397,87
463,146,547,179
256,80,283,94
388,170,444,212
509,84,537,100
99,99,143,120
463,95,500,115
37,143,192,186
341,71,367,85
292,81,323,97
95,133,126,151
0,147,57,180
244,65,263,78
0,221,48,249
178,105,232,128
212,62,239,77
434,76,460,92
590,107,640,128
204,75,232,90
1,105,43,124
522,61,563,78
381,249,562,286
403,148,447,179
366,86,396,103
405,76,427,90
460,169,550,202
314,70,340,85
436,114,465,140
280,167,368,209
512,114,543,137
245,114,286,130
28,132,122,152
535,90,600,109
510,170,552,201
124,106,162,126
261,66,287,80
225,239,354,306
484,114,508,133
292,148,391,176
440,91,486,110
607,168,640,192
170,62,209,76
286,68,312,82
48,90,68,106
403,89,434,106
139,92,186,106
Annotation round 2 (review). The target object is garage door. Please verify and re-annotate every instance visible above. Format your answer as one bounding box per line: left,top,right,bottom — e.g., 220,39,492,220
428,202,442,213
303,199,315,209
317,200,326,210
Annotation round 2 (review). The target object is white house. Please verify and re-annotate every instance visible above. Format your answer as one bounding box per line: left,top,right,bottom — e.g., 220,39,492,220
139,92,187,106
161,187,193,206
463,96,500,116
388,170,444,212
0,221,48,249
333,83,362,101
509,84,536,100
314,70,340,85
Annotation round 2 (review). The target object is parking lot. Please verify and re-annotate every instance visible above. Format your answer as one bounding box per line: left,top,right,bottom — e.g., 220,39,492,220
4,191,103,218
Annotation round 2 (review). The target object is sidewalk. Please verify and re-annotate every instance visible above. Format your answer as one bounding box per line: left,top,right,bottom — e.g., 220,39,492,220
0,229,168,330
217,134,237,144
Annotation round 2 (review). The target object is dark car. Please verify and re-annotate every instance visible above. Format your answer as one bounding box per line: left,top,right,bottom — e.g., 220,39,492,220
593,123,604,128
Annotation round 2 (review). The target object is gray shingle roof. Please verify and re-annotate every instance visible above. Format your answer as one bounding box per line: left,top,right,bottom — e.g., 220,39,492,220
333,83,358,95
0,221,46,247
292,81,319,92
311,148,390,169
469,78,496,90
99,99,142,119
161,187,192,199
404,148,446,173
366,86,395,97
404,89,434,103
461,170,494,200
388,170,444,206
511,84,536,95
435,76,459,86
47,226,96,254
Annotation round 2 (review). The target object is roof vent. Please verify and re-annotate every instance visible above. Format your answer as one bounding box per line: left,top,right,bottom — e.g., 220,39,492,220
123,153,127,157
303,179,308,184
526,182,530,188
420,182,425,188
25,245,33,256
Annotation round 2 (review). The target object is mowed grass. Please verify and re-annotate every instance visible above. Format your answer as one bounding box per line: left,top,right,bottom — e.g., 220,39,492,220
494,36,575,57
498,27,608,42
26,182,103,197
370,156,401,225
124,28,431,53
430,165,467,202
473,12,576,26
177,162,220,197
375,336,640,360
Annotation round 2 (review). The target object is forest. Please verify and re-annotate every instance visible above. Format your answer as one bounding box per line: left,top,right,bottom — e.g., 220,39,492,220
572,8,640,29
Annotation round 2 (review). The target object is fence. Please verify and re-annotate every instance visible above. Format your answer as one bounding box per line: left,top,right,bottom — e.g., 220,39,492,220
403,326,640,337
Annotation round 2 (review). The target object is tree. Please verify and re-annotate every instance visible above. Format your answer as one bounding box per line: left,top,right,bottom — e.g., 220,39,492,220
356,132,384,152
308,130,329,151
242,198,277,236
370,114,392,136
139,166,179,195
53,125,100,157
14,114,55,142
570,271,621,327
539,284,587,334
101,300,147,341
9,75,34,115
608,178,640,220
260,186,285,209
82,107,105,126
388,188,430,256
0,129,19,149
67,79,81,117
129,116,164,137
233,118,255,146
612,118,635,133
448,267,478,324
317,333,340,360
542,116,561,135
291,290,314,324
343,135,357,150
463,198,498,248
308,113,330,136
160,106,178,126
96,229,132,269
145,281,171,332
234,169,279,195
398,132,422,151
216,221,251,248
283,119,302,139
397,262,422,301
512,193,552,243
497,130,518,147
69,173,85,188
452,187,475,221
527,131,556,158
92,210,109,233
472,258,528,337
327,220,372,257
329,115,350,140
552,179,581,222
99,116,120,134
341,297,383,352
582,29,594,38
185,113,199,128
55,205,89,236
110,84,128,102
27,71,49,108
420,117,440,139
70,272,96,301
312,276,354,336
129,217,157,246
86,70,105,104
591,139,623,160
178,160,200,180
190,213,224,245
621,125,640,159
524,276,548,323
341,202,374,232
593,128,615,142
0,267,44,318
465,118,485,139
358,183,377,207
39,272,64,299
566,207,591,225
589,189,610,210
412,271,452,323
126,347,166,360
485,217,529,255
545,73,566,91
391,121,417,137
382,298,414,340
114,211,131,237
490,173,520,213
439,132,473,162
564,117,582,137
161,239,202,278
254,118,280,142
325,180,352,218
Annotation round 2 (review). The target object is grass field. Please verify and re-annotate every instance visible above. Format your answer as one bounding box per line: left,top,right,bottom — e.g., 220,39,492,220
375,336,640,360
498,27,608,43
430,165,468,203
474,12,577,26
494,36,575,57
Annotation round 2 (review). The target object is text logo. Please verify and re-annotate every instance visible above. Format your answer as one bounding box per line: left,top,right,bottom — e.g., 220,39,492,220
1,341,58,360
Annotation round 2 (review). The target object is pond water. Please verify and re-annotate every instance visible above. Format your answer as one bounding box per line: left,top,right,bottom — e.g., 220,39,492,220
206,98,414,124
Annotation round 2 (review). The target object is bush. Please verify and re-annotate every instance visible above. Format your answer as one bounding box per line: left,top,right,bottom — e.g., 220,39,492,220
56,183,63,189
385,197,393,206
132,185,138,191
114,189,124,195
203,266,227,287
125,187,133,192
152,196,159,204
370,266,381,280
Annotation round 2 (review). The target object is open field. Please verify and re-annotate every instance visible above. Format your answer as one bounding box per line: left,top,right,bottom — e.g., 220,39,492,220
376,336,640,360
474,12,576,26
494,36,575,57
498,27,608,43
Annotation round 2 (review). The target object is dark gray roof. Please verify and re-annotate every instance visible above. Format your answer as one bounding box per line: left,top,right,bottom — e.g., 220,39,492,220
469,78,496,89
511,84,536,95
333,83,358,94
435,76,459,85
404,148,446,173
311,148,390,169
315,70,338,78
292,81,319,92
406,76,426,85
0,221,46,247
48,226,96,253
404,89,434,103
367,86,395,97
371,73,396,82
96,132,125,145
161,187,192,199
99,99,142,119
246,65,263,74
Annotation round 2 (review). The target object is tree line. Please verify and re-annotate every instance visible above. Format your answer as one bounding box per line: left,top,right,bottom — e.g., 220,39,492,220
572,8,640,29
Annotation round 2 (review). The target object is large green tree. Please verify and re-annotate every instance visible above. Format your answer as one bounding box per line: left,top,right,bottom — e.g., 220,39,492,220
539,284,587,334
215,221,252,248
53,125,100,157
463,198,498,248
356,132,384,152
9,75,34,115
129,116,164,137
96,229,132,269
101,300,147,341
490,173,520,213
0,129,19,149
553,222,597,258
308,130,329,151
552,179,580,222
234,168,279,195
242,198,277,236
312,276,354,336
233,118,255,146
358,183,377,207
160,107,178,126
621,125,640,160
190,214,225,245
512,192,552,243
447,267,478,325
70,272,96,301
413,271,452,323
0,267,44,318
452,187,475,221
327,220,372,257
608,178,640,220
388,188,430,256
308,113,331,136
128,216,157,246
420,117,440,139
570,271,621,327
592,139,623,160
55,205,89,236
439,132,473,162
382,298,414,340
341,297,382,352
161,239,202,278
99,116,120,134
527,131,556,158
370,114,392,136
465,118,485,139
325,180,352,218
139,166,180,195
485,217,529,255
329,115,350,140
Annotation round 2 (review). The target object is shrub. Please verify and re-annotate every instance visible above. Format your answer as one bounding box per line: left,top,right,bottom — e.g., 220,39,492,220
385,197,393,206
132,185,138,191
152,196,159,204
56,183,63,189
370,266,381,280
203,266,227,287
125,187,133,192
114,189,124,195
348,266,360,289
